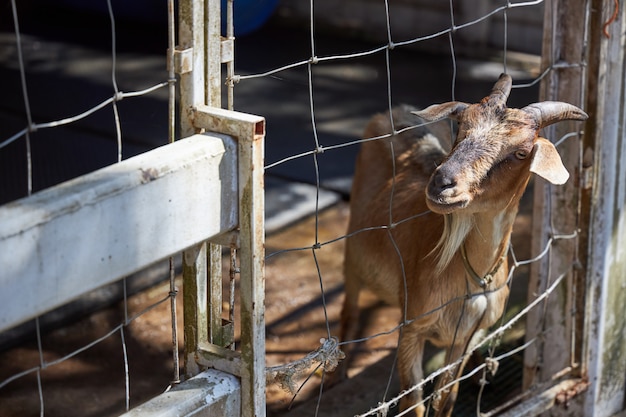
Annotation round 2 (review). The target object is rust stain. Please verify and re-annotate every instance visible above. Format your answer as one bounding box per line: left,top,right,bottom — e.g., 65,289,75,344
555,378,590,408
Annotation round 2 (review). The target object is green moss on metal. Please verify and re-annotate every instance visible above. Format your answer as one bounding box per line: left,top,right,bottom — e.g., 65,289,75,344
600,213,626,399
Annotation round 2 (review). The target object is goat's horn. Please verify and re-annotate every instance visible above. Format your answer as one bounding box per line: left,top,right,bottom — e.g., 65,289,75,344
522,102,588,128
488,73,513,105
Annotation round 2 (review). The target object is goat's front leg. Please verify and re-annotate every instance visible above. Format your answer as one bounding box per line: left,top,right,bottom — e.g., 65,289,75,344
432,341,471,417
326,264,362,387
397,325,426,417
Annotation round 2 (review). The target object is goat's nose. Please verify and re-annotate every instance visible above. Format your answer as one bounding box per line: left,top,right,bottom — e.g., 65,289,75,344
430,169,457,195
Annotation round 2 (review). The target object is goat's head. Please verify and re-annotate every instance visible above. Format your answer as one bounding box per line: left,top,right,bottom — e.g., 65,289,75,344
413,73,588,215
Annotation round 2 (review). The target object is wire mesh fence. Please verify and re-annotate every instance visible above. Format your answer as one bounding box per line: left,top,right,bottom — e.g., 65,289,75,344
0,1,181,415
2,0,620,416
229,0,588,415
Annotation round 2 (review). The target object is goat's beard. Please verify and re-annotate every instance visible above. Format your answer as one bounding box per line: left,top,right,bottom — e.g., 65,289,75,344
431,212,474,275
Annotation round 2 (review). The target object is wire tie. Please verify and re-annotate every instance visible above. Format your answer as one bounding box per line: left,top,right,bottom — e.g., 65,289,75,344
310,56,319,65
485,357,499,376
375,402,390,417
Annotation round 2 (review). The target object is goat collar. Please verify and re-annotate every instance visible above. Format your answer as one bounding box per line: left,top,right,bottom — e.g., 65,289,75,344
461,243,507,288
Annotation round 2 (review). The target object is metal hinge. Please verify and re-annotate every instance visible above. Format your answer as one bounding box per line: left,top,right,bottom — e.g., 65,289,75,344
221,37,234,64
169,47,193,74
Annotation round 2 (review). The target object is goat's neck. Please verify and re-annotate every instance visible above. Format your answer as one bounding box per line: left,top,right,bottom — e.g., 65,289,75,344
464,207,517,277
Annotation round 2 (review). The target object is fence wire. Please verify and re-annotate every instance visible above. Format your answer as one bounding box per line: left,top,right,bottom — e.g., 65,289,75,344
0,1,179,415
1,0,590,415
246,0,587,415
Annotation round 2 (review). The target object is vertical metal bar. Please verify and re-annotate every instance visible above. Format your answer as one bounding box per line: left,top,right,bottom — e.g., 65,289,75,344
524,0,589,391
167,0,177,146
178,0,205,125
208,243,223,345
229,245,237,350
167,0,181,387
205,0,225,356
237,116,266,417
208,0,229,369
191,105,266,417
223,0,236,357
226,0,235,110
169,257,180,384
178,0,207,379
182,245,208,378
580,0,626,415
527,1,626,415
192,105,266,416
206,0,222,107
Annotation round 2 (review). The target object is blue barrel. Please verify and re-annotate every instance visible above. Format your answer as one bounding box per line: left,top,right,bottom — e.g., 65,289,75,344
55,0,279,36
222,0,280,36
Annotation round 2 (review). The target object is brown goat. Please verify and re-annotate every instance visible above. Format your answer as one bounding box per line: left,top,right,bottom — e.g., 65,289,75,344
334,74,587,416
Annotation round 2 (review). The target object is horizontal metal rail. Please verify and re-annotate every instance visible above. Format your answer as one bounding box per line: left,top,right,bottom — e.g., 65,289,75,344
0,134,238,333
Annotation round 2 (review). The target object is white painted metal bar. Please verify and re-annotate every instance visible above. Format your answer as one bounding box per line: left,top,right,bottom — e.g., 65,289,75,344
121,369,241,417
0,134,238,334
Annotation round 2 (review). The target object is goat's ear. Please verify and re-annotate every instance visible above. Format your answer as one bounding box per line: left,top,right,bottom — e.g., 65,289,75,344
530,138,569,185
411,102,469,122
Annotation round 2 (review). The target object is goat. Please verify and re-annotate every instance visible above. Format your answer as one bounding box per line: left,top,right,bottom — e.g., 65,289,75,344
333,74,587,417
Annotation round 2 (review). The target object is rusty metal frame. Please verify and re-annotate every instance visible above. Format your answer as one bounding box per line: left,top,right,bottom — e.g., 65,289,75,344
193,105,266,417
514,0,626,416
176,1,266,417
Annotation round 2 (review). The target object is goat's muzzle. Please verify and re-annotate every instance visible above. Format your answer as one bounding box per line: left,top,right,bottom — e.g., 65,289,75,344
426,167,470,214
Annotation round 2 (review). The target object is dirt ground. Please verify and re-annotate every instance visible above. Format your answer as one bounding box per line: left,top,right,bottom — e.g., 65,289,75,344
0,196,532,417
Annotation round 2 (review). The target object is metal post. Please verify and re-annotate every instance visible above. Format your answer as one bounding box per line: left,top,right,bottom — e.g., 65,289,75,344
579,0,626,415
176,1,267,415
525,1,626,416
194,105,266,417
205,0,226,353
178,0,208,379
236,119,266,417
524,0,589,391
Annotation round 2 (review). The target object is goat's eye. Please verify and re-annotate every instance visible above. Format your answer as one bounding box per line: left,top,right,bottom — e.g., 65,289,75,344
515,150,529,160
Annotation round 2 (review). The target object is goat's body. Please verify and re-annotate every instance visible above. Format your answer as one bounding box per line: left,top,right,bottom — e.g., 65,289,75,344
336,79,587,417
341,106,513,415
